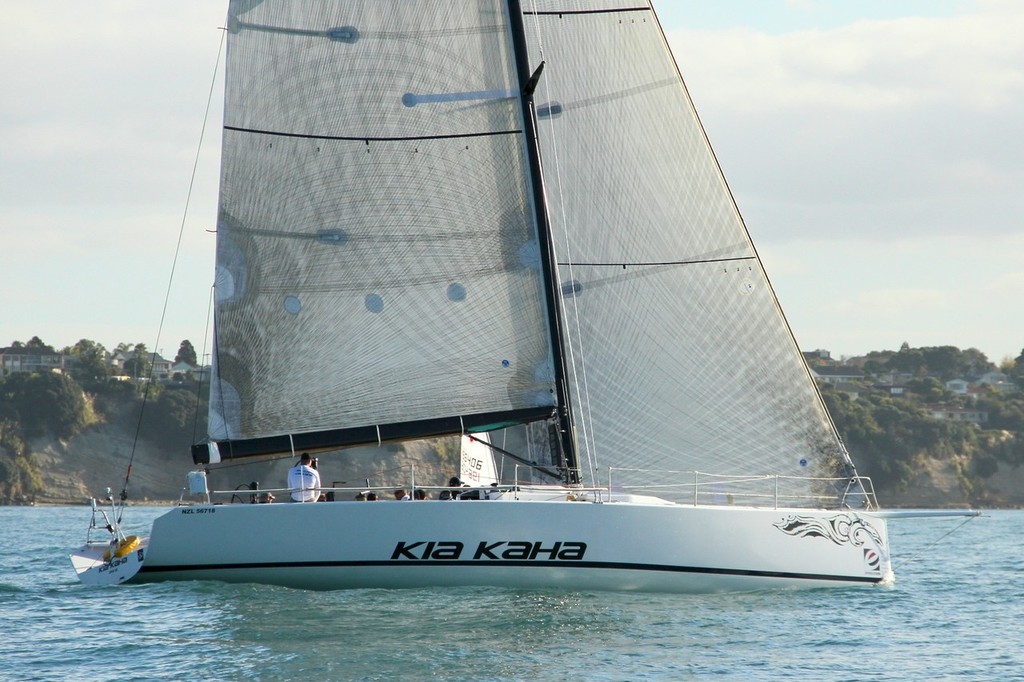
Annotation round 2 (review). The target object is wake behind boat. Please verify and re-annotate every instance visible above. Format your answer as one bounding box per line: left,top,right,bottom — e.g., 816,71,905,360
72,0,973,592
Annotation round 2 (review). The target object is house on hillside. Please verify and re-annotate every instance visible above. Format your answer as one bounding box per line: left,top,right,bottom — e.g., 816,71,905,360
110,350,173,381
110,350,131,372
874,382,908,397
0,347,69,375
977,371,1016,393
802,349,836,367
810,366,865,385
151,354,173,381
831,382,862,400
946,379,970,395
170,361,201,382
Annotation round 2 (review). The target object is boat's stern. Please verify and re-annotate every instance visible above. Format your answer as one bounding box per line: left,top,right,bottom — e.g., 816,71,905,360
70,535,149,586
70,496,150,586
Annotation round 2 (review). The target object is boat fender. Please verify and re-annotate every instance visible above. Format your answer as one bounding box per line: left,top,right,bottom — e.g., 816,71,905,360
103,535,141,562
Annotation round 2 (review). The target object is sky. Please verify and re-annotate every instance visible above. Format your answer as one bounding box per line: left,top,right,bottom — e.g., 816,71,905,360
1,1,1021,365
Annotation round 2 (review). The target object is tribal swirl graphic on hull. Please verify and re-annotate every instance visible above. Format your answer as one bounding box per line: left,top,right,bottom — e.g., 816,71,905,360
774,514,883,548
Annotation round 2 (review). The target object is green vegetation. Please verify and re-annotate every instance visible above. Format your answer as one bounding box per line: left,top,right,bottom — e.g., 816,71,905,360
139,385,208,457
0,372,90,503
819,344,1024,499
0,336,1021,505
174,339,198,368
0,372,90,440
0,336,208,503
119,342,152,382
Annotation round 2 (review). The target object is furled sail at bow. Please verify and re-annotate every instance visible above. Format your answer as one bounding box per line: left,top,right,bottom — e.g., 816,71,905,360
520,1,856,504
198,0,559,462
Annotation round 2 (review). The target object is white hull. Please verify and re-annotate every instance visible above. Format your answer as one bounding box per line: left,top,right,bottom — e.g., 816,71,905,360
70,537,149,586
115,498,891,593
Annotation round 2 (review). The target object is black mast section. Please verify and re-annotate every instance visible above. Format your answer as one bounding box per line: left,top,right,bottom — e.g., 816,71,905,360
506,0,580,484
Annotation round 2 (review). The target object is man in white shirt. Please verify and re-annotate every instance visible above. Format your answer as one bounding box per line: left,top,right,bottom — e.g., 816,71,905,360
287,453,322,502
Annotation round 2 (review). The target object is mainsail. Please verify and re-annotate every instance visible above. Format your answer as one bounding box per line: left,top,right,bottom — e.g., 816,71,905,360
200,1,562,461
521,2,854,501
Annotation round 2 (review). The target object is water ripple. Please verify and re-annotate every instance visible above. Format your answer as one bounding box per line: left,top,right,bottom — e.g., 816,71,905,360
0,507,1017,681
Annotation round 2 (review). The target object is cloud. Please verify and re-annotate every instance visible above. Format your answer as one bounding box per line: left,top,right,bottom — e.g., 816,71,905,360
0,3,226,211
836,289,946,316
665,3,1024,243
759,232,1024,360
0,1,224,351
671,7,1024,113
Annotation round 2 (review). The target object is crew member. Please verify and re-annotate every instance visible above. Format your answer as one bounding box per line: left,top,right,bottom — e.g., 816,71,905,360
287,453,321,502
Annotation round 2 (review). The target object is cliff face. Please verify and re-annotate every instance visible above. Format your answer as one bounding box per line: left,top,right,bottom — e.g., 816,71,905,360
28,425,454,506
967,460,1024,508
869,452,1024,509
30,426,184,504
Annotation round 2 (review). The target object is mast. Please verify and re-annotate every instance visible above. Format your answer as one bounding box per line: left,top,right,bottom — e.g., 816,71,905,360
505,0,580,484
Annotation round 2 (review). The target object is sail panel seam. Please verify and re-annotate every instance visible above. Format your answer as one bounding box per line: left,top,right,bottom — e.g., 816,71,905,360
524,8,652,16
223,125,521,144
557,256,757,267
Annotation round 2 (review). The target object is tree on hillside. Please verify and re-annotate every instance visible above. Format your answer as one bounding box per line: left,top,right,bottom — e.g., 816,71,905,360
974,387,1024,434
174,340,198,367
878,345,995,381
917,346,961,380
1008,348,1024,383
140,385,207,454
861,350,897,375
4,337,57,354
66,339,111,390
0,453,43,504
906,376,952,403
0,418,26,458
823,386,979,494
0,372,88,439
24,336,56,353
959,348,994,377
887,345,925,375
122,343,152,380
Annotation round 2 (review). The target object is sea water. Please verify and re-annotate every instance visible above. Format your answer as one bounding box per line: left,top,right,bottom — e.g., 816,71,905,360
0,506,1018,681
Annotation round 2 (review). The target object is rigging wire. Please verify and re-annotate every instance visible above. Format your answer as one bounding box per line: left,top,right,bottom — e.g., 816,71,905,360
191,284,216,445
524,0,600,487
116,26,226,519
890,515,982,569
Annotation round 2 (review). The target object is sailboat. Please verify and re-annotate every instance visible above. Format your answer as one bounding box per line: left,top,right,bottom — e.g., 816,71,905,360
71,0,970,591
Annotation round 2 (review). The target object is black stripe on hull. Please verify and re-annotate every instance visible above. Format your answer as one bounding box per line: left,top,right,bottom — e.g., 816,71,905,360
137,560,883,585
